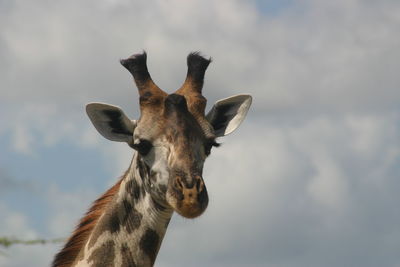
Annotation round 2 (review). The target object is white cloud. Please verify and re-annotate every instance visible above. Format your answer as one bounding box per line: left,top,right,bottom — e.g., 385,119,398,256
0,204,37,239
0,244,58,267
0,204,58,267
0,185,99,266
46,185,98,237
1,0,400,266
12,123,34,155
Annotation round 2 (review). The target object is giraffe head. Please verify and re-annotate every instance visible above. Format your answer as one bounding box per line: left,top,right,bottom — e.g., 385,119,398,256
86,52,251,218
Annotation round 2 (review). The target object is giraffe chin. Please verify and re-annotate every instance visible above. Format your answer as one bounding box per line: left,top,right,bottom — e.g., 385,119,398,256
175,201,208,219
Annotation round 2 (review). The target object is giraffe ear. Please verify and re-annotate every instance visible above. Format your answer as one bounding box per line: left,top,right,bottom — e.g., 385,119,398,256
206,94,252,137
86,103,136,143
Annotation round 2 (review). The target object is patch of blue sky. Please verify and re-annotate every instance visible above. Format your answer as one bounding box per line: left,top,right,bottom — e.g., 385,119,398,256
254,0,295,16
0,138,109,192
1,188,49,236
0,135,110,235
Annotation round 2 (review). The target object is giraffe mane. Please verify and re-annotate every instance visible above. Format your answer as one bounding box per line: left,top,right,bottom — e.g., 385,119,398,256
52,174,125,267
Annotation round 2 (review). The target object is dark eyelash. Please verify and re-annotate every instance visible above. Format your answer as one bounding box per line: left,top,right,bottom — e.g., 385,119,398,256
205,140,220,156
211,141,221,148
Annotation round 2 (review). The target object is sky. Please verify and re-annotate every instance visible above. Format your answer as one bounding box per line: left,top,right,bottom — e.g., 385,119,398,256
0,0,400,266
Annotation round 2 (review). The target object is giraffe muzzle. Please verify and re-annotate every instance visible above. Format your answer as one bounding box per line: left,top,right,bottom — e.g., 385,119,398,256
168,175,209,218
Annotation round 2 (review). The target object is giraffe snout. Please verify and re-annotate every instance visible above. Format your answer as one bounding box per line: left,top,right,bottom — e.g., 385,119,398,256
169,175,208,218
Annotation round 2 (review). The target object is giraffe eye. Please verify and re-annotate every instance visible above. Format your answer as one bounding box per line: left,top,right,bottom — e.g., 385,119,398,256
132,139,153,156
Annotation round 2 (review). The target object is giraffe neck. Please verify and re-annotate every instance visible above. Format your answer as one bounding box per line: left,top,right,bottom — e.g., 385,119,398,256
74,153,173,267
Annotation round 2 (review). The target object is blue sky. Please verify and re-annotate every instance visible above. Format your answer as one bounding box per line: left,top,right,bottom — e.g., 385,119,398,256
1,0,400,266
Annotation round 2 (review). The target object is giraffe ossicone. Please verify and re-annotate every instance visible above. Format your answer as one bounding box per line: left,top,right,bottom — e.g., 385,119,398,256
53,51,252,267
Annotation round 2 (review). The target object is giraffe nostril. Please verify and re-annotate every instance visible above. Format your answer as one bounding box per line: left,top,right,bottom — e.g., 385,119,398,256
176,177,184,190
195,177,204,192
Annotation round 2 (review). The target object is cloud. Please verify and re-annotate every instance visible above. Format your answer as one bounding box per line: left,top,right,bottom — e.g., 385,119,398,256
0,203,58,267
1,0,400,266
46,185,98,237
0,184,99,267
0,204,37,239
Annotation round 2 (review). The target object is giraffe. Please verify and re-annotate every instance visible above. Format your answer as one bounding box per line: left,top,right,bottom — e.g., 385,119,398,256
52,51,252,267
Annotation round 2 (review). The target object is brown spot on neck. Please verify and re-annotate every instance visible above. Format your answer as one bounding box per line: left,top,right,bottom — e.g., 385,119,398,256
139,229,160,266
121,243,137,267
87,204,120,249
122,199,143,233
87,240,116,267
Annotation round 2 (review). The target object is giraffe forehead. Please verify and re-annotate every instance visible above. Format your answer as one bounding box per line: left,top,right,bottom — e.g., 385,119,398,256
136,107,206,143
